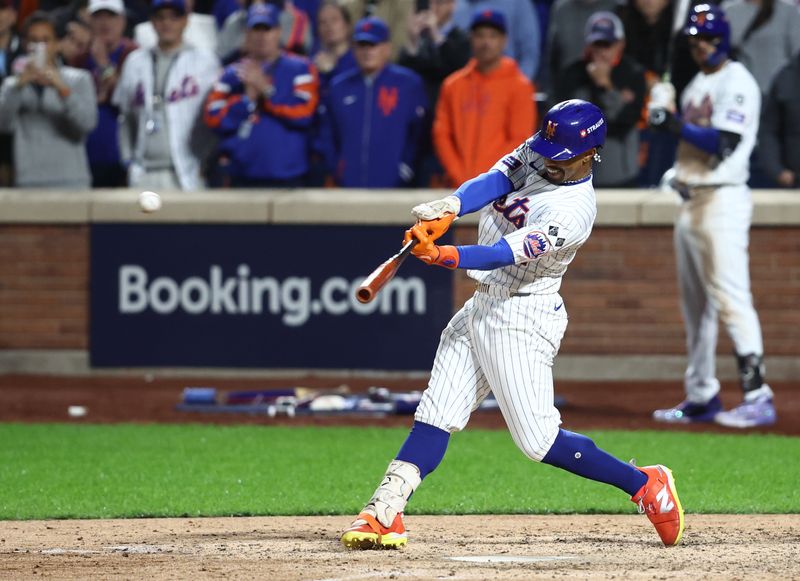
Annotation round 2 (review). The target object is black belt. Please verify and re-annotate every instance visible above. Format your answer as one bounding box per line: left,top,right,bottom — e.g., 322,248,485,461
475,283,533,297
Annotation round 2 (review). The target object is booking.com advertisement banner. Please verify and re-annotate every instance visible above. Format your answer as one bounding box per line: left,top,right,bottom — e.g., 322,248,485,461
90,224,453,369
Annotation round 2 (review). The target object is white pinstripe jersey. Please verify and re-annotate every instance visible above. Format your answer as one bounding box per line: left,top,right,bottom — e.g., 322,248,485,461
675,61,760,186
468,139,597,294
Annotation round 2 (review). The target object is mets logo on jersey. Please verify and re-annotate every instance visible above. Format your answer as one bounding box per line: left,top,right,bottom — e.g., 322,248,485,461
545,120,558,140
523,231,550,259
378,86,398,116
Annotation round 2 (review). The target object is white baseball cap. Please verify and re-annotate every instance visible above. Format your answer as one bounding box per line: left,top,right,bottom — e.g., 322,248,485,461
89,0,125,15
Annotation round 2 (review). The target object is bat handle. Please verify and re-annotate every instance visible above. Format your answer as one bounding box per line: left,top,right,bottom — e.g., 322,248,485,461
398,237,419,258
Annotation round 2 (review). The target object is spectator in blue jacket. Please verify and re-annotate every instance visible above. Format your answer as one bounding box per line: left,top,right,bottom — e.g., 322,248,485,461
203,3,320,187
452,0,540,80
318,16,427,188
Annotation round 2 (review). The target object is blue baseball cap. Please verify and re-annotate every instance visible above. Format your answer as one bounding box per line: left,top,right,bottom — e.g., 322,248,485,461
529,99,607,160
151,0,186,15
469,8,507,34
247,3,280,29
584,11,624,45
353,16,390,44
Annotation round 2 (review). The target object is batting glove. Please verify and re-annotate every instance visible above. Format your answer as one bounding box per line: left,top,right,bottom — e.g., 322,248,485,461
411,195,461,221
648,108,683,136
648,81,676,112
415,213,456,243
404,223,460,269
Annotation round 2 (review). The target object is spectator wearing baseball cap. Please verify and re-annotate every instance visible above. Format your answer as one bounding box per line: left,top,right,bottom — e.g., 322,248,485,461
552,10,646,187
203,2,319,187
328,0,417,61
71,0,139,187
545,0,619,97
217,1,314,65
452,0,540,80
433,7,535,187
134,0,218,54
352,15,389,45
318,15,428,187
113,0,220,190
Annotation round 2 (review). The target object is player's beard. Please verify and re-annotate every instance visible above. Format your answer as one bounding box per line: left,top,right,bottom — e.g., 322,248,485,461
539,164,566,184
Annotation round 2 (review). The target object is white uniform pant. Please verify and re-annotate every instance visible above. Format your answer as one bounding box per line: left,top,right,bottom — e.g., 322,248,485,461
415,290,568,461
674,185,764,403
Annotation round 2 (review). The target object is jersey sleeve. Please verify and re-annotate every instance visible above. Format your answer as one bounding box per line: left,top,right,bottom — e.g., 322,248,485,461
490,138,548,191
710,68,761,136
501,212,589,265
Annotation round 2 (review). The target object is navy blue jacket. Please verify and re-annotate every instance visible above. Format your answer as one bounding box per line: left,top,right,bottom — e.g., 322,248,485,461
319,64,427,187
204,53,319,181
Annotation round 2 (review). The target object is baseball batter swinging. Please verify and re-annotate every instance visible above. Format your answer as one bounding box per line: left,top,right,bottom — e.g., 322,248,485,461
341,100,684,550
648,4,775,428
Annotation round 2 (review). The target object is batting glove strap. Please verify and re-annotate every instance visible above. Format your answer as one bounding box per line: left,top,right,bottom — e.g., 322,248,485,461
417,245,459,269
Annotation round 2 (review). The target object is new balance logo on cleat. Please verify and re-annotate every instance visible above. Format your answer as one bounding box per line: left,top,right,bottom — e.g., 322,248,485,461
631,464,685,546
656,486,675,512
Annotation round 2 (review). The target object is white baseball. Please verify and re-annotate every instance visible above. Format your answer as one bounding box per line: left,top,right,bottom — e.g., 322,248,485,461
138,191,162,213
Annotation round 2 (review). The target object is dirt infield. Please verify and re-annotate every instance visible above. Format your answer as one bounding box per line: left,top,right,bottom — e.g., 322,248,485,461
2,515,799,580
1,375,798,579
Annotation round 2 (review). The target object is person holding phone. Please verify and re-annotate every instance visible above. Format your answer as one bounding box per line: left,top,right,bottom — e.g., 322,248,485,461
398,0,470,186
0,11,97,188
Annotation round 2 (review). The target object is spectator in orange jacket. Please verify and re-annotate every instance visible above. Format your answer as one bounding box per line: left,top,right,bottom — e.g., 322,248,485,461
433,8,535,187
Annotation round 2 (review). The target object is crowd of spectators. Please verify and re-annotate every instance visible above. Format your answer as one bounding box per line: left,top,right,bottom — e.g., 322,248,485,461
0,0,798,191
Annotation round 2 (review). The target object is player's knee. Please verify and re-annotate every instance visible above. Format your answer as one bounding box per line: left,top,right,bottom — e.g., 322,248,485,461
414,395,469,433
512,425,560,463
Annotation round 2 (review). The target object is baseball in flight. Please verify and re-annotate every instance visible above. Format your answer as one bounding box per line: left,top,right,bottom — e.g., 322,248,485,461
138,191,162,213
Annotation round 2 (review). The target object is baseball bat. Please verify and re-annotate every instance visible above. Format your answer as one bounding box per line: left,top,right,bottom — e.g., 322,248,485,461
356,238,418,304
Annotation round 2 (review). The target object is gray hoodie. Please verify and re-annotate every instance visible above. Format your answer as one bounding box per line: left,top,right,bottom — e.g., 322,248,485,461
0,65,97,188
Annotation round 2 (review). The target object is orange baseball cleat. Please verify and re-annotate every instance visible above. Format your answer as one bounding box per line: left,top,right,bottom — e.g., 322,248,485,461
340,512,407,550
631,464,685,546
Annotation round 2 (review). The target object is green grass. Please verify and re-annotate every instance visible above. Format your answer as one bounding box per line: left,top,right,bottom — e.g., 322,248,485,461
0,423,797,520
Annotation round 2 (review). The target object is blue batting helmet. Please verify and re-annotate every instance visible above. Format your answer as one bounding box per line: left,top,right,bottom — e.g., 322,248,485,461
683,3,730,67
528,99,606,161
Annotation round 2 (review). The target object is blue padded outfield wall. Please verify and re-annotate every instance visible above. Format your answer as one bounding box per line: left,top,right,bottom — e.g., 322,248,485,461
90,224,453,369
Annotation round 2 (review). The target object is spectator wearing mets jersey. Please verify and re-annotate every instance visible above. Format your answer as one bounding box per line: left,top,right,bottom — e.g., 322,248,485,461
204,3,319,187
317,16,427,188
112,0,220,191
433,9,536,187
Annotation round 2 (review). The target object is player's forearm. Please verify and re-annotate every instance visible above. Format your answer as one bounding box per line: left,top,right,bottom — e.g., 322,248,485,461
453,170,514,216
454,239,515,270
679,123,720,155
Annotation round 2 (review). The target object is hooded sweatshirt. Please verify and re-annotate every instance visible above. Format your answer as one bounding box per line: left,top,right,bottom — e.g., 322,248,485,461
433,56,536,186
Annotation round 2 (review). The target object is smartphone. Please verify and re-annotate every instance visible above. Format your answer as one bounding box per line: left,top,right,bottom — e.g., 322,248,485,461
32,42,47,69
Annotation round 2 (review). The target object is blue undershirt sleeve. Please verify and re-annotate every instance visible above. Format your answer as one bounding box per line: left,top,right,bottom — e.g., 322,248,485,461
680,123,720,155
453,170,514,216
456,238,515,270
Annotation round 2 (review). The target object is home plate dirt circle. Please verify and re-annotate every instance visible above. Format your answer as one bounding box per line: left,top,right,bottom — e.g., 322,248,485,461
447,555,580,563
2,515,799,580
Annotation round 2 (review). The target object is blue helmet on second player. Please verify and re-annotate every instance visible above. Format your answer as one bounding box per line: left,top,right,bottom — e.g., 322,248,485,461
683,3,730,68
528,99,606,161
